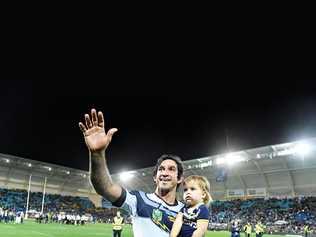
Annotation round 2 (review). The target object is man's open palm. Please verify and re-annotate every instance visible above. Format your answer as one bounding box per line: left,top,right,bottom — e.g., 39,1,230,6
79,109,118,152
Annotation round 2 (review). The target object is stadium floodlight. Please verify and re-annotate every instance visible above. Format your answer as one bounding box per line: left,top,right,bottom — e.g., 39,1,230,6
28,163,32,167
216,157,227,165
5,159,10,163
294,142,312,157
226,154,245,165
48,167,52,171
83,174,86,178
66,171,70,174
119,171,134,182
216,153,245,166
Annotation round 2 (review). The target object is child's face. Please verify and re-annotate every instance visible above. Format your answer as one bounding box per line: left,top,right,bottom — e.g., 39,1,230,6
183,180,204,207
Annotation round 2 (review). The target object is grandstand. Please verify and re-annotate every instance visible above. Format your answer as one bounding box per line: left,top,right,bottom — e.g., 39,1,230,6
0,153,101,206
1,138,316,236
2,138,316,202
111,137,316,200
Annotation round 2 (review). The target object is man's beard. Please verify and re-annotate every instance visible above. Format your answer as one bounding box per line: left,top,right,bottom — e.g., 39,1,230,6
158,183,175,196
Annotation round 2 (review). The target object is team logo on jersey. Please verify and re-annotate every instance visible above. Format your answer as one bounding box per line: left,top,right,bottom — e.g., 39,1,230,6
183,206,200,220
152,209,163,222
151,209,170,232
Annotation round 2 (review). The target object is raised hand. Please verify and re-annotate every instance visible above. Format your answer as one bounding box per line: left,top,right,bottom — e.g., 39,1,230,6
79,109,118,152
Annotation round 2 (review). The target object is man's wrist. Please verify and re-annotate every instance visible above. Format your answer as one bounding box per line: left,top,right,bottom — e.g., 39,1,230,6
90,150,105,157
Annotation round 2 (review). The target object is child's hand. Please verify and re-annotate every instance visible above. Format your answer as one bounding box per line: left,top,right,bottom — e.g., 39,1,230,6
175,212,184,225
170,213,184,237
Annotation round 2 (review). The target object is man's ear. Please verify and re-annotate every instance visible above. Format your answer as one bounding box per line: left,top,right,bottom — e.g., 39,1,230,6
177,176,184,185
153,176,158,185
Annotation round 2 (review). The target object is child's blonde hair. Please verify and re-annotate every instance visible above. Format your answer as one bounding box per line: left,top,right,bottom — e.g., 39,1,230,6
183,175,212,205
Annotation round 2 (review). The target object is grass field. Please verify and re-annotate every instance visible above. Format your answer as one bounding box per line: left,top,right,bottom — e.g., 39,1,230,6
0,220,288,237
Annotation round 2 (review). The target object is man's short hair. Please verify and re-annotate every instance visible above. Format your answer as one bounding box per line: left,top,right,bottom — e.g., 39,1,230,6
153,154,184,187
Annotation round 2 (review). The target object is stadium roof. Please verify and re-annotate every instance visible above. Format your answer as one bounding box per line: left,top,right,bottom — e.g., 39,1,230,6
112,138,316,199
0,154,90,194
1,137,316,199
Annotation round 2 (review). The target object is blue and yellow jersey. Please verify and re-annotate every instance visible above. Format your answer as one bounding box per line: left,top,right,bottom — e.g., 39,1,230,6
113,188,184,237
178,203,210,237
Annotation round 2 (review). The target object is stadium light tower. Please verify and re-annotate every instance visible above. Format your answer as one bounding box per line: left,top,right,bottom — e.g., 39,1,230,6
119,171,134,182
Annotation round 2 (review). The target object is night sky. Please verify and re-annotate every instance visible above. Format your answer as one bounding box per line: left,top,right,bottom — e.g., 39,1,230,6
1,80,316,174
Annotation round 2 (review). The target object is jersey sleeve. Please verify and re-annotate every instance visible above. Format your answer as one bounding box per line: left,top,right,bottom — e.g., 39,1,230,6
196,205,209,221
112,188,138,216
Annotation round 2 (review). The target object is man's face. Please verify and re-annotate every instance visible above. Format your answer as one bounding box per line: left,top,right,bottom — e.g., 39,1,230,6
116,211,120,217
154,159,181,191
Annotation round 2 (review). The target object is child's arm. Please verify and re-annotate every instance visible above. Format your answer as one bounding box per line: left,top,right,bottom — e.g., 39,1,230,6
192,219,209,237
170,212,184,237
